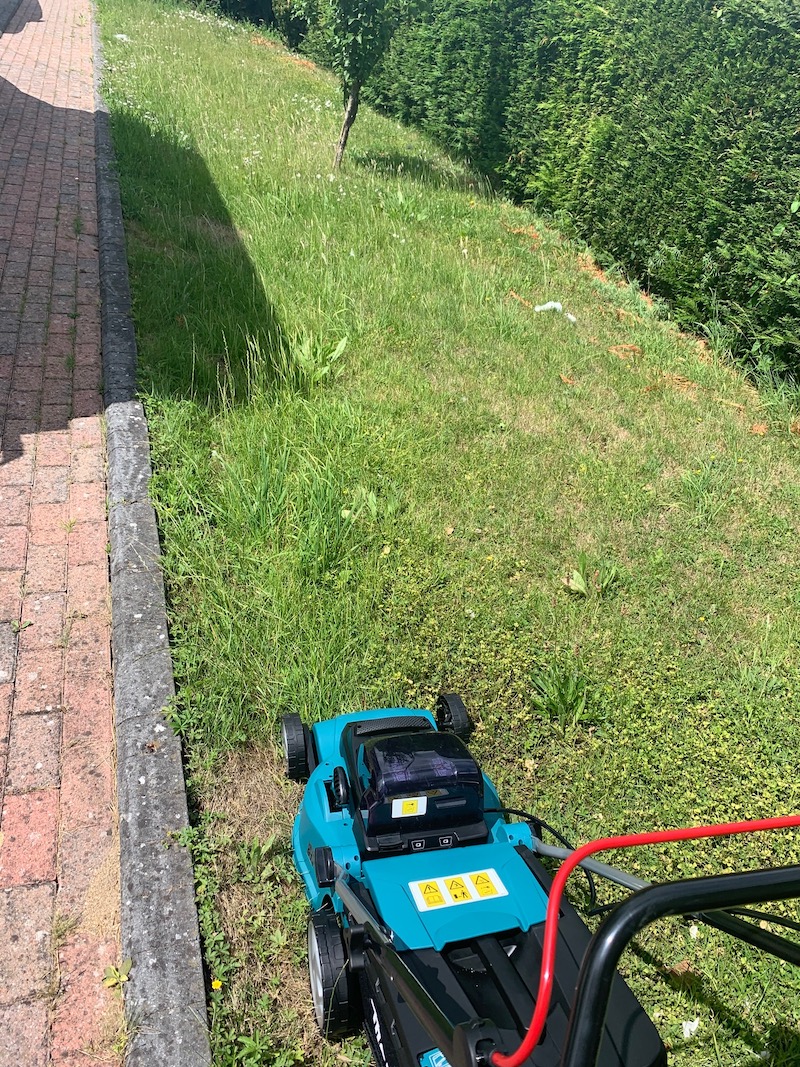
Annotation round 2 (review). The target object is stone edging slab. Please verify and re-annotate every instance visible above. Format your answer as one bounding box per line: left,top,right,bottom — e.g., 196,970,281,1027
92,18,212,1067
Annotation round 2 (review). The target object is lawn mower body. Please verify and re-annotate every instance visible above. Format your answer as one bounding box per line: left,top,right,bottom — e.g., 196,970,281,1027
283,703,666,1067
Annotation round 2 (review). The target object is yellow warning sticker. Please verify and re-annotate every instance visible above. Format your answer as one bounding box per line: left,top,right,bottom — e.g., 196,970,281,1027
409,869,508,911
445,877,471,902
391,796,428,818
419,881,446,907
469,872,499,898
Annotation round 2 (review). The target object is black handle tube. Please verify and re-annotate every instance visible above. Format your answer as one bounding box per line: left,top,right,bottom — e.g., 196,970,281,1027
338,872,462,1062
366,938,458,1057
367,939,503,1067
560,865,800,1067
697,908,800,967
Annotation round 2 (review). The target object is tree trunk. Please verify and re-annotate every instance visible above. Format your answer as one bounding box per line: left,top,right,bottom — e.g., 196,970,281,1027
333,82,361,169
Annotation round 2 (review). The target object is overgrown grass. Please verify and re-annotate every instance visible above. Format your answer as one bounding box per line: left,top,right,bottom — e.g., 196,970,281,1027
97,2,800,1064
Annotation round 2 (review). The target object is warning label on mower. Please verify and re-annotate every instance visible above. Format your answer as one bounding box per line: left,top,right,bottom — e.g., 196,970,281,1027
409,868,508,911
392,796,428,818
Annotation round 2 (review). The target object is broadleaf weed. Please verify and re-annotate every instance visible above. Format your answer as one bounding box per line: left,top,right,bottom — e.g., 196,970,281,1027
528,657,592,737
562,551,619,598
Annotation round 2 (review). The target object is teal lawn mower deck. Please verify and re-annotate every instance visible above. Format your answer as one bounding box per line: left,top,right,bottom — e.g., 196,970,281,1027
283,698,800,1067
282,698,666,1067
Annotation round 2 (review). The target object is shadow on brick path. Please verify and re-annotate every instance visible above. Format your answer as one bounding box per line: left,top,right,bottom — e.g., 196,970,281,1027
0,0,40,35
0,76,102,467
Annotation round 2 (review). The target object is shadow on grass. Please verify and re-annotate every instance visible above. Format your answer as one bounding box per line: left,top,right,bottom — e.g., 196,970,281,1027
746,1022,800,1066
107,110,285,406
631,938,800,1061
349,146,488,194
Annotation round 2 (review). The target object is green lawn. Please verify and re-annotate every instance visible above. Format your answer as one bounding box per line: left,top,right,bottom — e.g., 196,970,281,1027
96,2,800,1063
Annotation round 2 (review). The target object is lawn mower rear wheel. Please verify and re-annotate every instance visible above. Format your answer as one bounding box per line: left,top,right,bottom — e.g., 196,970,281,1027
435,692,470,739
307,910,360,1038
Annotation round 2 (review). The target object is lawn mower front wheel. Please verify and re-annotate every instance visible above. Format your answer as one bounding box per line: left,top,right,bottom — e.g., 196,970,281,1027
436,692,470,738
307,910,360,1038
282,714,309,781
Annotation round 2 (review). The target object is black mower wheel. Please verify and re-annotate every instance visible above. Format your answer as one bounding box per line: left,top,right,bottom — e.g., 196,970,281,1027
307,910,360,1038
436,692,470,739
281,714,309,781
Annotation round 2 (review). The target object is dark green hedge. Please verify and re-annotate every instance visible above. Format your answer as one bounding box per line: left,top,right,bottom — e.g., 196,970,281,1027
366,0,527,176
363,0,800,374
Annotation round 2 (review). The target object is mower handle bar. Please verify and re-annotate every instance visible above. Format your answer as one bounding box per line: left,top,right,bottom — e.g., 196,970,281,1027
560,862,800,1067
343,861,800,1067
492,812,800,1067
335,814,800,1067
533,840,650,892
535,839,800,967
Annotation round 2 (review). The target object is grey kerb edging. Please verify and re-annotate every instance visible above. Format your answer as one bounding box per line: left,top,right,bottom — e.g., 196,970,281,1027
93,21,212,1067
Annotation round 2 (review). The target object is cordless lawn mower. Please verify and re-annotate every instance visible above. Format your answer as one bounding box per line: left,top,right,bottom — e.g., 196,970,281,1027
281,697,800,1067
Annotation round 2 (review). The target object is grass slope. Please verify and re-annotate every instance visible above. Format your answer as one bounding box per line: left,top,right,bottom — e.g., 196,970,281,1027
96,2,800,1064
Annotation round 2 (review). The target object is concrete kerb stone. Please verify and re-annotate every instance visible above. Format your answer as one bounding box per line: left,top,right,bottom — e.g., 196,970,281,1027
105,405,153,505
107,500,162,573
93,20,212,1067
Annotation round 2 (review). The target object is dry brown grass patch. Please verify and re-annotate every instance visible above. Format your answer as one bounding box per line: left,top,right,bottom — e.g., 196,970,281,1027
205,742,299,841
203,745,331,1056
81,831,121,940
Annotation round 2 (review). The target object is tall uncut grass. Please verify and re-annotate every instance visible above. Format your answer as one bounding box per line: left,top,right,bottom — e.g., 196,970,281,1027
98,2,800,1064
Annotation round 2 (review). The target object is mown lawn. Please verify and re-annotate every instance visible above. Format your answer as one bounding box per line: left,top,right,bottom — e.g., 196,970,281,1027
96,2,800,1064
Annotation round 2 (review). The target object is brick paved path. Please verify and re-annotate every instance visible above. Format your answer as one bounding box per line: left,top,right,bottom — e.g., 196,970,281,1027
0,0,122,1062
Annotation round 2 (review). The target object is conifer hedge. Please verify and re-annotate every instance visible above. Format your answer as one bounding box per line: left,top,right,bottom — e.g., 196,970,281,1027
358,0,800,373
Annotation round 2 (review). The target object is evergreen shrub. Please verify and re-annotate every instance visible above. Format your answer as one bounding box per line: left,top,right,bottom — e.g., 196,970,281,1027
367,0,800,373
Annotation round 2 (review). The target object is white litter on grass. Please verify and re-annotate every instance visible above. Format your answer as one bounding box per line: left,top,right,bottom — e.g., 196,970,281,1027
534,300,577,324
689,924,700,939
114,33,131,41
682,1019,700,1039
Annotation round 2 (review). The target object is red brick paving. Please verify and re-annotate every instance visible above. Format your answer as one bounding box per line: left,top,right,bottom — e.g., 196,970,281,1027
0,1001,50,1067
0,883,56,999
4,711,62,792
0,789,60,886
0,0,121,1059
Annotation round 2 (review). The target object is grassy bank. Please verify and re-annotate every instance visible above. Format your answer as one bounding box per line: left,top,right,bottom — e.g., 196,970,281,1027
96,2,800,1063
